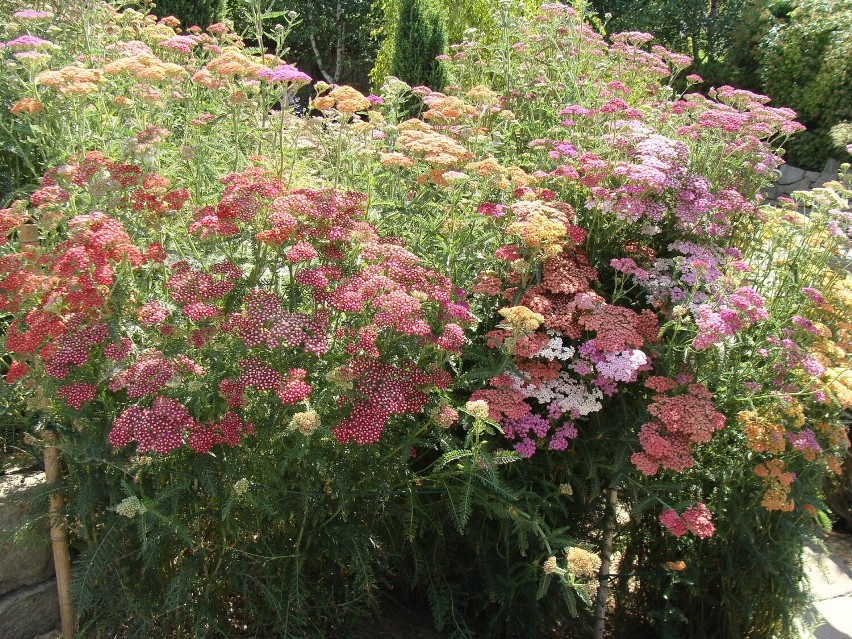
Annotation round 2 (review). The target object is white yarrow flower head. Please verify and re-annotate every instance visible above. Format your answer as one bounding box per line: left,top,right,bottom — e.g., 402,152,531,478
116,496,147,518
465,399,490,421
234,478,250,495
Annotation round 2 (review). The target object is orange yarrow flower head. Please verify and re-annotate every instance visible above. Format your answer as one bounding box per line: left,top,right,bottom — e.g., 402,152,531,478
398,123,473,167
9,98,43,115
206,49,265,78
36,66,103,96
313,85,372,113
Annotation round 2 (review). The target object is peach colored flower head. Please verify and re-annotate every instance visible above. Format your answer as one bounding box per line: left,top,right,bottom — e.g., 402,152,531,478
9,98,43,115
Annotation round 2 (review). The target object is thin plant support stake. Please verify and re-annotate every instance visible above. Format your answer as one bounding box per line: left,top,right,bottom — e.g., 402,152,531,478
593,487,619,639
43,430,76,639
21,222,76,639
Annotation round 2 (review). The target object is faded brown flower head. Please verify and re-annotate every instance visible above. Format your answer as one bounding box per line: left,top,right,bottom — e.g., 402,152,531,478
565,547,601,579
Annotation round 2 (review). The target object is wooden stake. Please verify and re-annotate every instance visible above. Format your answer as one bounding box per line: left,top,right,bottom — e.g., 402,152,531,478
593,487,619,639
19,222,39,246
23,224,75,637
43,430,76,639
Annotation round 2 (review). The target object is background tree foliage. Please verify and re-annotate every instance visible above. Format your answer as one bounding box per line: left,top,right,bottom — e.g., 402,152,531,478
229,0,380,89
758,0,852,169
589,0,851,170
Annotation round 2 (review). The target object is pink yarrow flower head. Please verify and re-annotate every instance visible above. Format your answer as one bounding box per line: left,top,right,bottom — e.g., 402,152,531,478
5,35,54,50
257,64,312,85
659,502,715,538
12,10,54,19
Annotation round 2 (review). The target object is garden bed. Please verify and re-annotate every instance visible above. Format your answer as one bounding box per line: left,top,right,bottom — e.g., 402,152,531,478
1,1,850,638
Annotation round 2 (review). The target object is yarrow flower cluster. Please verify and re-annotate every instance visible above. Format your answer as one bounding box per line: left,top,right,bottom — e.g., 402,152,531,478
1,156,471,455
631,379,726,475
659,502,715,538
116,496,147,518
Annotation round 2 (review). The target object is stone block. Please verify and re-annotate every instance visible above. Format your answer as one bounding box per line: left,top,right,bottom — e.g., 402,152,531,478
0,473,54,597
778,164,806,185
0,579,61,639
815,158,841,188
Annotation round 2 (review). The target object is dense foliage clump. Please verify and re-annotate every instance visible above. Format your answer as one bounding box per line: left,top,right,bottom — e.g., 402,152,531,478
0,2,850,638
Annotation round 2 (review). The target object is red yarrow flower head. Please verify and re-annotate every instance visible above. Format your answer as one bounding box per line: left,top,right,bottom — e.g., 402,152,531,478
285,241,318,263
660,503,715,538
58,382,97,409
4,360,31,383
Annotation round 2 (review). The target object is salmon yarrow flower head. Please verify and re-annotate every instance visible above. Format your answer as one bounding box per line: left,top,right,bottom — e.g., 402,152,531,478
9,98,44,115
206,49,265,78
465,84,498,105
36,66,103,96
398,122,473,166
313,85,371,113
431,404,460,428
631,381,726,475
659,502,715,538
103,54,186,81
423,95,478,122
378,152,414,169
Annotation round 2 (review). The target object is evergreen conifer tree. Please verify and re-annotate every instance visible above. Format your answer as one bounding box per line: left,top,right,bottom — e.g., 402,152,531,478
389,0,448,91
151,0,226,28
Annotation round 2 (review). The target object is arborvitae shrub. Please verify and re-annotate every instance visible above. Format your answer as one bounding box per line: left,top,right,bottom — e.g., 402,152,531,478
150,0,226,28
390,0,447,91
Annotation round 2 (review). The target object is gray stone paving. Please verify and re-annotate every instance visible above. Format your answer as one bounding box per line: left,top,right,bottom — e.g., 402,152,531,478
805,542,852,639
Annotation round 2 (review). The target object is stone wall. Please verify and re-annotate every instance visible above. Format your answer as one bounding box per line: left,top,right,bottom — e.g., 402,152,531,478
764,159,841,202
0,473,60,639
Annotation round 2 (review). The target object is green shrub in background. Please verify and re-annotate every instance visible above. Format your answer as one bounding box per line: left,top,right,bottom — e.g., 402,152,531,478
389,0,447,91
759,0,852,170
370,0,540,90
150,0,226,27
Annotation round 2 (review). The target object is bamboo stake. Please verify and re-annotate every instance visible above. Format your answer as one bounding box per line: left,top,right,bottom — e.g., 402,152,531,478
593,487,619,639
21,222,76,638
43,430,76,639
19,222,39,246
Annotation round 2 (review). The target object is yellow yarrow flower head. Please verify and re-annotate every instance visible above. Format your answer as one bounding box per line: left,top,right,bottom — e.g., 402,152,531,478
565,547,602,578
498,305,544,332
289,409,321,436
